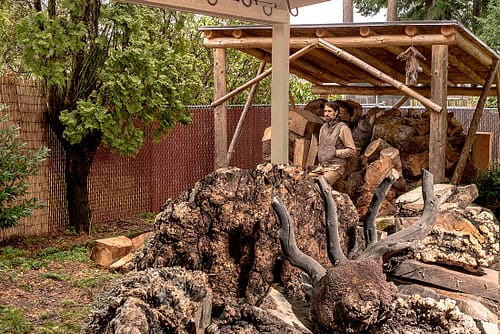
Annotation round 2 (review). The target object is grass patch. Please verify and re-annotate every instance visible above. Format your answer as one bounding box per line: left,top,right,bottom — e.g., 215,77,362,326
0,245,91,273
71,272,121,289
40,272,70,281
0,305,33,334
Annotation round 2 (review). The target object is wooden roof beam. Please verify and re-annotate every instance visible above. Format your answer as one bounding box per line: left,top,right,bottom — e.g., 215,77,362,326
452,29,494,67
311,84,498,96
318,38,442,112
203,34,456,49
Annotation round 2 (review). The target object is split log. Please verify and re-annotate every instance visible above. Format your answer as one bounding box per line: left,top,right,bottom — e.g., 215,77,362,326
305,133,318,168
303,98,327,117
289,109,323,137
363,138,393,162
293,138,311,168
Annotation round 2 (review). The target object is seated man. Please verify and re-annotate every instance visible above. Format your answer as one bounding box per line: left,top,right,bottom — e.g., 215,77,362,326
309,101,356,186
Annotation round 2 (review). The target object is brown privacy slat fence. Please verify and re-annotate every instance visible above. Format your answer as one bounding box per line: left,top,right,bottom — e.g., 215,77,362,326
0,76,498,241
0,75,53,240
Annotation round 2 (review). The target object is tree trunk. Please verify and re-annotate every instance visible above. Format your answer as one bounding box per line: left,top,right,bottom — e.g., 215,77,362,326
387,0,398,21
343,0,353,23
65,134,101,233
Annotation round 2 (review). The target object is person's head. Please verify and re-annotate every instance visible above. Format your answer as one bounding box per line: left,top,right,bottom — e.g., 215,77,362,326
323,101,340,122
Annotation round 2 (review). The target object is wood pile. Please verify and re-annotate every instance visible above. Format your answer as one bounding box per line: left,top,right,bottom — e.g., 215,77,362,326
262,99,472,220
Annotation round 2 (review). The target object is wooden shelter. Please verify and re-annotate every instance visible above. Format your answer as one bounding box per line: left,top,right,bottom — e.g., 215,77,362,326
201,21,499,183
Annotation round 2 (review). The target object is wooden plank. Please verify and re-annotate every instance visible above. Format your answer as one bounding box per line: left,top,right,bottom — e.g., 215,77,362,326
472,132,493,172
390,259,499,302
429,45,448,183
306,133,318,168
293,138,311,168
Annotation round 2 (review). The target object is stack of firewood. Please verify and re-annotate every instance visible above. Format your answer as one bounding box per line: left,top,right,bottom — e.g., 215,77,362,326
262,100,471,220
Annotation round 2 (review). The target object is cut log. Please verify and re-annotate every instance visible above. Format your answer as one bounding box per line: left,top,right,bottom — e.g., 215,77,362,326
293,138,311,168
363,138,393,162
389,259,499,302
289,109,323,137
90,236,133,267
364,155,393,190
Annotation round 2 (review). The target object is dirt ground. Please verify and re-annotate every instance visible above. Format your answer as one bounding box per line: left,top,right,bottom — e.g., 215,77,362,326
0,217,153,333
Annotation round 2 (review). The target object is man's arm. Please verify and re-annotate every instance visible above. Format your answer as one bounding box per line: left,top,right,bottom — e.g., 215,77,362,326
336,125,356,159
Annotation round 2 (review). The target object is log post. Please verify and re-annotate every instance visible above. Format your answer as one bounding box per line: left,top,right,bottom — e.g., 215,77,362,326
429,45,448,183
451,59,499,184
213,48,228,169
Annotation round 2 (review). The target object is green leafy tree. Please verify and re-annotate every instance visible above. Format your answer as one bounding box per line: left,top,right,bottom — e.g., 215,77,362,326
8,1,319,233
0,112,49,228
477,0,499,52
16,1,201,233
354,0,492,37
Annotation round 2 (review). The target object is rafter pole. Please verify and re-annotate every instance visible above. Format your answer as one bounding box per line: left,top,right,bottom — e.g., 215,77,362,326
226,58,268,165
317,38,442,112
211,42,317,108
451,59,499,184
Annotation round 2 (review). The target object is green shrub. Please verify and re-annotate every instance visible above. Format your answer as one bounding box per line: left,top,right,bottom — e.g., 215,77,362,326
472,162,500,219
0,111,49,228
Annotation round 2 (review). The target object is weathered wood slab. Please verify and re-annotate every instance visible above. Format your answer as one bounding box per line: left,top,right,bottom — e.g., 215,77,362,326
306,133,318,168
293,138,310,168
389,259,498,302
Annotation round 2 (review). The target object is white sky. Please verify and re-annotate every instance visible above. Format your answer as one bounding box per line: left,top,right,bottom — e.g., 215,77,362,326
290,0,387,24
